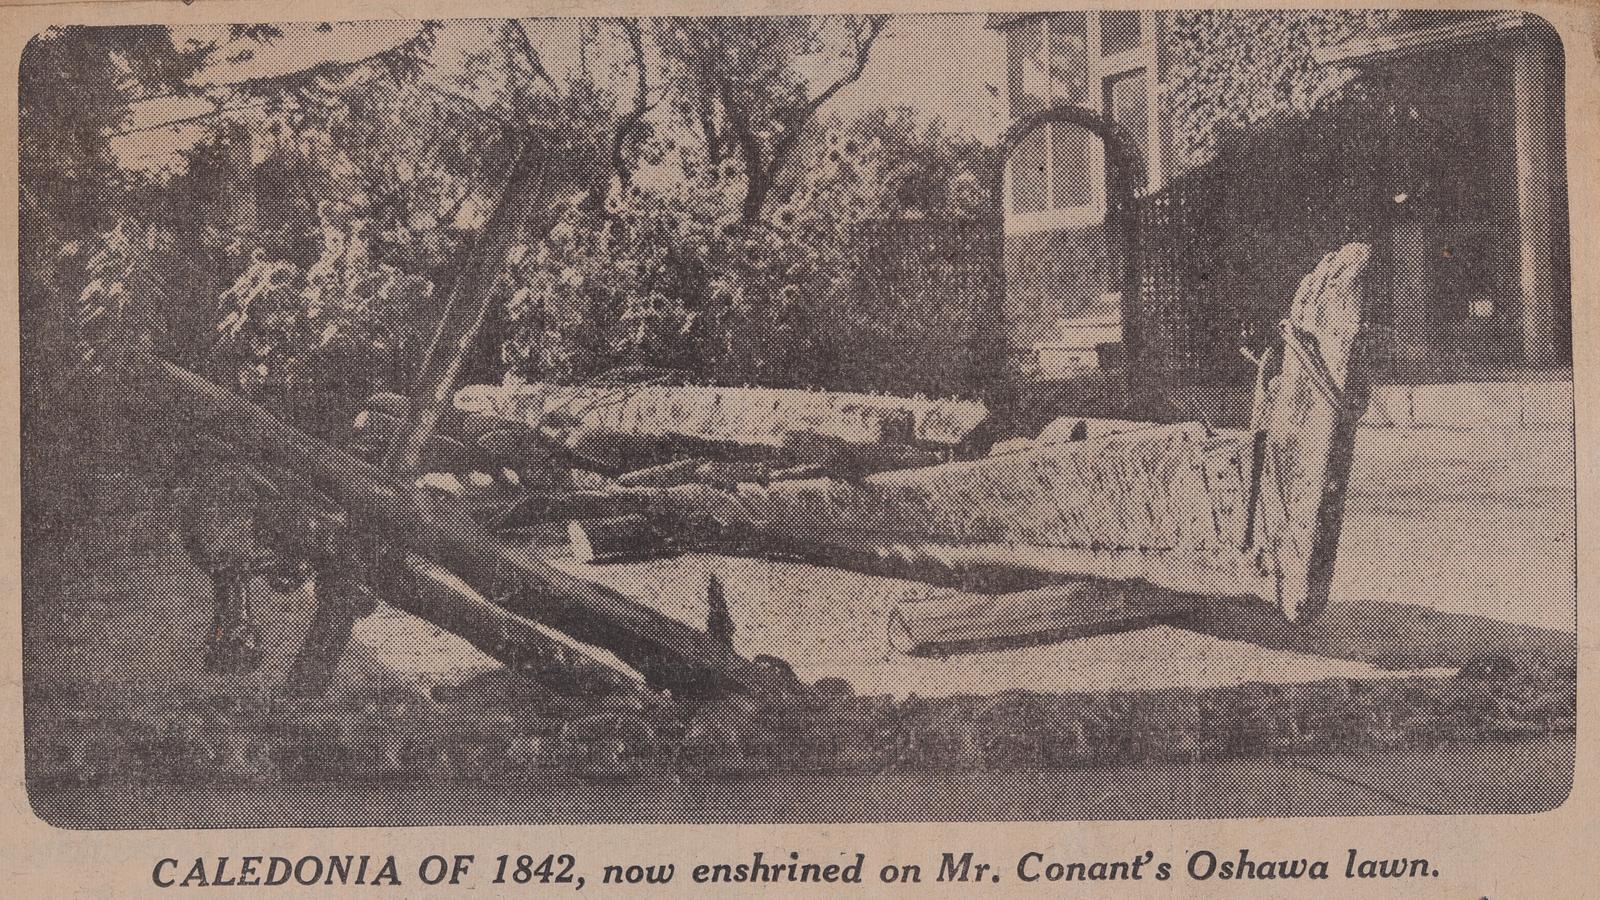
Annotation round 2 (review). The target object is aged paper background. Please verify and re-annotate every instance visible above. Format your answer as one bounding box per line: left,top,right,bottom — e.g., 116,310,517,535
1,0,1594,895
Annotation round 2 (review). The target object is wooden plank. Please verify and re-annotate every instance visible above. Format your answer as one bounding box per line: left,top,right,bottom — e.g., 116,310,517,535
382,132,567,474
887,582,1196,655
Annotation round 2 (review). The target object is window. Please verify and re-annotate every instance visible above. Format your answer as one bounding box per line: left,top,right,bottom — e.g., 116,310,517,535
1003,11,1160,225
1099,11,1143,57
1103,68,1150,184
1048,15,1093,208
1005,21,1048,213
1006,13,1087,214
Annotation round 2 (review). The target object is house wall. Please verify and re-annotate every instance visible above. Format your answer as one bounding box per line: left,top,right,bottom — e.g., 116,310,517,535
997,10,1569,387
1158,11,1375,179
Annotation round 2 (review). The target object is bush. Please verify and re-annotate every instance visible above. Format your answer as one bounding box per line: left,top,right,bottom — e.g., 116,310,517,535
500,118,996,392
213,201,438,405
501,128,883,387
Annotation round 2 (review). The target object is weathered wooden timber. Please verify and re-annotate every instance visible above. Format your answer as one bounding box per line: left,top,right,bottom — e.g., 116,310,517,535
1252,243,1374,621
567,514,669,563
455,382,990,450
382,136,563,474
639,422,1257,598
1037,417,1156,442
887,581,1197,654
121,348,802,699
561,423,770,473
616,458,705,488
630,244,1375,623
777,430,944,479
372,549,647,695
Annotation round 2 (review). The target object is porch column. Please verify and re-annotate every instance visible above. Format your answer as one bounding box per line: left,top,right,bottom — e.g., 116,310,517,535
1511,35,1566,366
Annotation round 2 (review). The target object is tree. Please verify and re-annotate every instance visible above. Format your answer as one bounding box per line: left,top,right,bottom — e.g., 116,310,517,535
19,26,222,534
824,106,1002,221
20,26,215,226
651,15,889,222
30,18,985,407
495,17,1011,391
198,22,608,405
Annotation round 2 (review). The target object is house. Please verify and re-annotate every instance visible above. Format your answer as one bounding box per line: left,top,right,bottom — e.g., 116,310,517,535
986,10,1569,384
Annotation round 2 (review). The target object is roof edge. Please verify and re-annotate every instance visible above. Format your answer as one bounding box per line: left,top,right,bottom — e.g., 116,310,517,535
1313,10,1534,66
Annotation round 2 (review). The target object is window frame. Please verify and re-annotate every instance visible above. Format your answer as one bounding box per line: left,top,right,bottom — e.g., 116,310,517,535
1003,10,1162,233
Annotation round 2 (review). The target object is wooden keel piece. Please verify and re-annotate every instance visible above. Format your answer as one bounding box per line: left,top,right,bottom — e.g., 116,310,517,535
887,581,1197,655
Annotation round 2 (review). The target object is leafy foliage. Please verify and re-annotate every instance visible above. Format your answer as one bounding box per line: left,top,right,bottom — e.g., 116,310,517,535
650,16,890,221
213,203,436,397
500,102,1000,390
20,25,215,216
28,18,1003,412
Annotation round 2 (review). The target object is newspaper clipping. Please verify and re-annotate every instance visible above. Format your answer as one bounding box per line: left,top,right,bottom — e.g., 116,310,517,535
5,1,1590,896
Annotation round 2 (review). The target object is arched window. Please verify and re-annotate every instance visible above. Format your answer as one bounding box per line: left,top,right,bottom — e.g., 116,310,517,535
1003,11,1161,230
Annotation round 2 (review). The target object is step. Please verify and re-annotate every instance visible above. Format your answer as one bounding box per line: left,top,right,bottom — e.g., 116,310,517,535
1035,344,1104,375
1052,322,1123,347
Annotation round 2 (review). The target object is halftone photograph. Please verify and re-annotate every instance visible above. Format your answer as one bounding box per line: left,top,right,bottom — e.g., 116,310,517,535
19,10,1574,828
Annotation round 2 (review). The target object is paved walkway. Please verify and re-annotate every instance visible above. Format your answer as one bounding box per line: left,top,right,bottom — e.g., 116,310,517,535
31,736,1574,827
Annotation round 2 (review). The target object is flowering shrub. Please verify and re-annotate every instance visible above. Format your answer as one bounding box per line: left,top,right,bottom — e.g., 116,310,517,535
501,126,907,388
213,201,437,399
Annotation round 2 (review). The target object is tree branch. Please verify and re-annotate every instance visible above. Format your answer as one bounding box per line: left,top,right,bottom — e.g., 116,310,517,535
610,18,656,189
103,99,273,138
108,25,441,136
219,25,437,96
697,97,724,166
508,19,561,94
764,15,888,184
717,78,769,222
739,14,889,221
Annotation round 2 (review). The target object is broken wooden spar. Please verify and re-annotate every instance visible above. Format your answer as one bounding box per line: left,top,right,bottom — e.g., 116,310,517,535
635,244,1376,623
124,349,798,699
382,136,561,474
372,549,647,695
